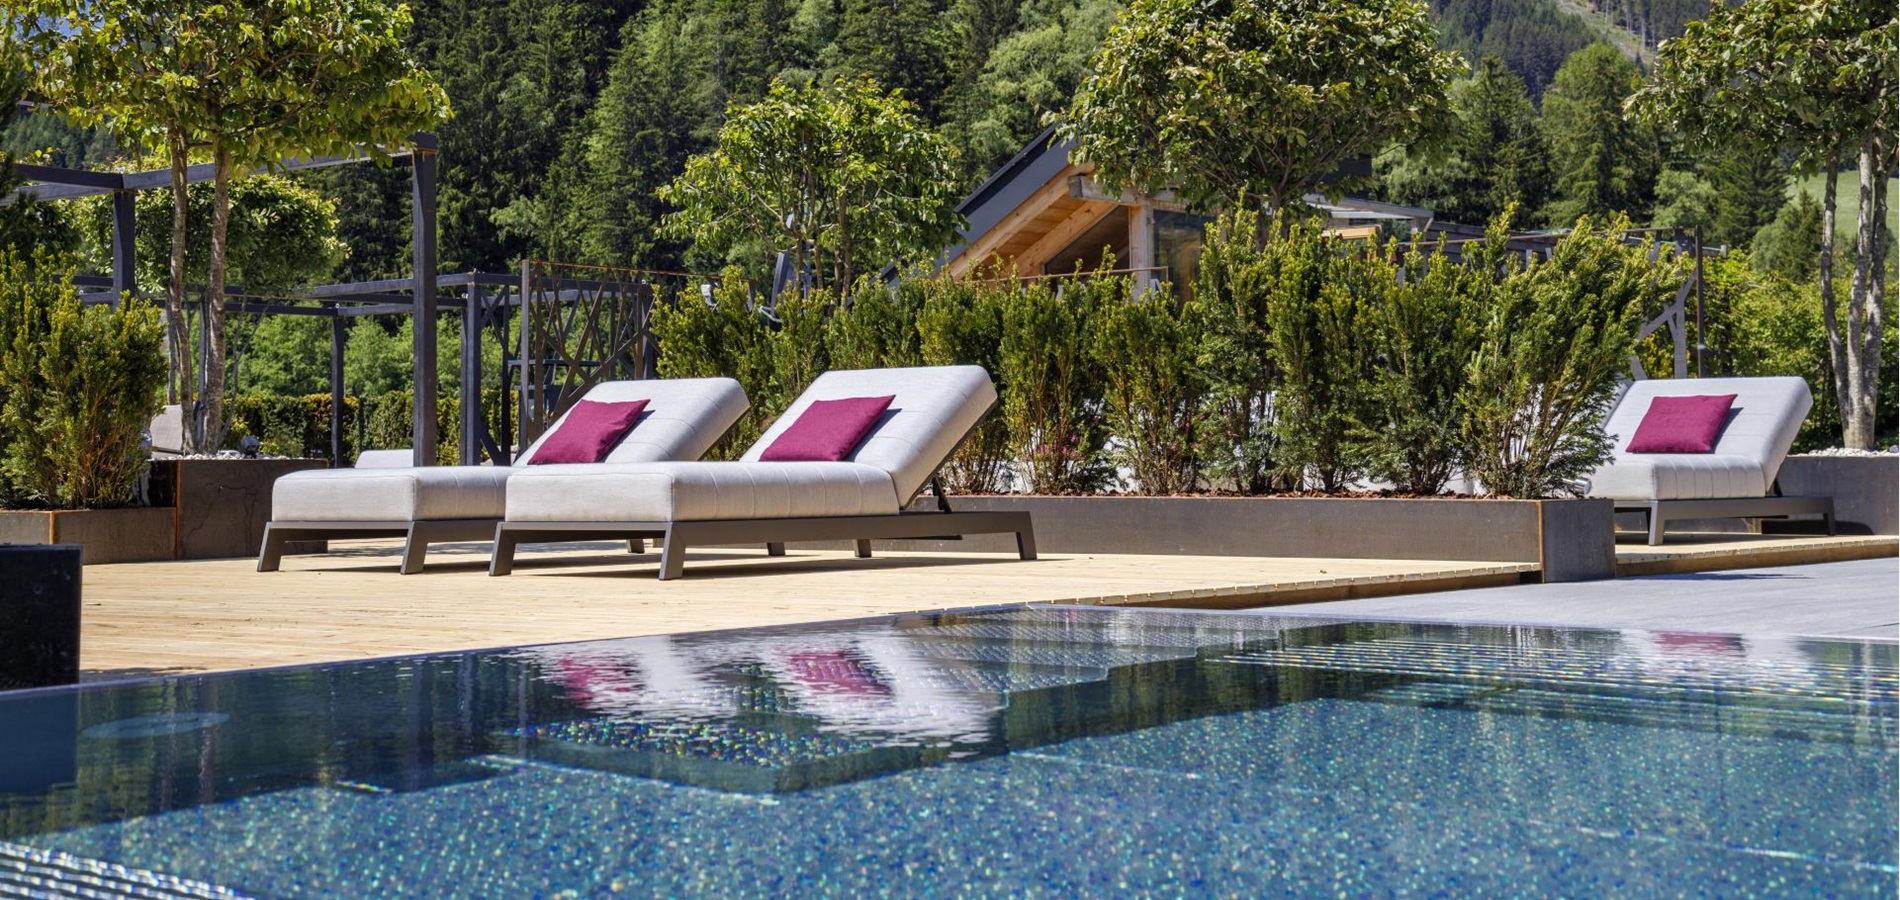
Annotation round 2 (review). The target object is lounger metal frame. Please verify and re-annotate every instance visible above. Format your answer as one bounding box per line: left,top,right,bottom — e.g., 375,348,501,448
487,509,1036,579
258,518,501,575
1615,495,1835,545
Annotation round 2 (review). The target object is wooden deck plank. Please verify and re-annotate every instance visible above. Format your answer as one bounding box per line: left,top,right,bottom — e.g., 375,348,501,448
78,541,1533,679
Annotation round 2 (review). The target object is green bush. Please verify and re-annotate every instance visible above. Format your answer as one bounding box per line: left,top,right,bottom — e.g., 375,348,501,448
1262,218,1379,492
650,271,774,457
0,255,165,509
767,288,832,417
1462,216,1685,497
998,273,1111,493
1191,209,1282,493
1092,287,1204,493
1367,232,1492,494
827,278,925,371
916,277,1013,493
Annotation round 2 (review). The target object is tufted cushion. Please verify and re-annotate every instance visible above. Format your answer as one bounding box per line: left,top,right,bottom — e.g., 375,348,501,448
1625,394,1735,453
528,399,649,465
742,366,996,503
274,466,516,521
1588,377,1812,500
505,461,900,522
759,395,894,462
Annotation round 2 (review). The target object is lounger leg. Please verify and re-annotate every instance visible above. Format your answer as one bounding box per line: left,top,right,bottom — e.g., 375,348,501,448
1016,522,1038,561
1824,510,1837,536
854,539,873,559
400,526,431,575
628,539,645,554
489,525,518,576
658,526,688,580
1647,504,1665,546
766,542,786,557
257,524,286,572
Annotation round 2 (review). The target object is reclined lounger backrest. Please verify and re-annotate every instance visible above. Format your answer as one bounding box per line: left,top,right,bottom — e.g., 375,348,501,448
1603,375,1812,493
515,378,750,466
741,365,998,504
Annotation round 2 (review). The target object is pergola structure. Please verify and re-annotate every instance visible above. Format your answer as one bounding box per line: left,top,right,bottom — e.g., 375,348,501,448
8,133,447,466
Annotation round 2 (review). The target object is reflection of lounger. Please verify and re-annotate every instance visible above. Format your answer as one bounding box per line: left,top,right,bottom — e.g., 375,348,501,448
1585,376,1833,544
491,365,1036,579
258,378,748,574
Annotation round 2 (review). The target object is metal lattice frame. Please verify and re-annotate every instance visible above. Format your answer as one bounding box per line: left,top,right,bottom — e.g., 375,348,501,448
515,261,717,452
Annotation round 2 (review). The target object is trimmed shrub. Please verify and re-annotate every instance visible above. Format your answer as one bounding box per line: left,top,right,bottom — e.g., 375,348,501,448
1462,216,1685,497
1092,287,1204,493
916,277,1013,493
1262,218,1379,492
998,274,1111,493
650,271,774,457
1191,209,1282,493
827,278,924,370
1366,232,1491,494
0,255,166,509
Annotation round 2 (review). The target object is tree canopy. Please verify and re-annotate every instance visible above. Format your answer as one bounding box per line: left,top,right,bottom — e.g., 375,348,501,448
659,77,964,292
1062,0,1463,213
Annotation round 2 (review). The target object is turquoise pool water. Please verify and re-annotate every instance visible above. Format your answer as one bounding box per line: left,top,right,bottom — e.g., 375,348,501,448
0,607,1893,897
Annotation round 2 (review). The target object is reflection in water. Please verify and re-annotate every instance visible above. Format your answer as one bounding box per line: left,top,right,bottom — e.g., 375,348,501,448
0,607,1892,897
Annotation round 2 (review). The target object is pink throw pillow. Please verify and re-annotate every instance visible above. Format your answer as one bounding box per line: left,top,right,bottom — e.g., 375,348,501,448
527,399,650,465
759,395,895,462
1625,394,1737,453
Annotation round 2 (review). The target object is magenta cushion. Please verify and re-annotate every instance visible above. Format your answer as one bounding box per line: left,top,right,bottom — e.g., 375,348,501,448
759,395,896,462
1625,394,1737,453
527,399,650,465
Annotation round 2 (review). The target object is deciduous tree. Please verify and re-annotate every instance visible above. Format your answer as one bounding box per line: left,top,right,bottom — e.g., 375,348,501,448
660,77,963,292
25,0,449,450
1633,0,1897,448
1061,0,1461,215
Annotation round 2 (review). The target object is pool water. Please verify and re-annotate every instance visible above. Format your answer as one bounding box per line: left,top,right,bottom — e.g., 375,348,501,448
0,607,1893,897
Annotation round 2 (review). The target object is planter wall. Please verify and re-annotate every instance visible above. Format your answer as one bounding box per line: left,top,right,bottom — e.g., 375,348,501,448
150,459,329,559
1773,455,1897,535
0,508,175,564
885,495,1616,582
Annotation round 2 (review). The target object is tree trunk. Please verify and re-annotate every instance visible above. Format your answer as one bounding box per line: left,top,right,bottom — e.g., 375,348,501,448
200,145,234,453
1817,150,1846,445
166,132,193,425
1843,139,1878,449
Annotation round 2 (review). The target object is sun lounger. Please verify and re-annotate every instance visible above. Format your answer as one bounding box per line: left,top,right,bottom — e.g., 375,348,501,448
1585,376,1834,544
258,378,749,573
490,365,1036,579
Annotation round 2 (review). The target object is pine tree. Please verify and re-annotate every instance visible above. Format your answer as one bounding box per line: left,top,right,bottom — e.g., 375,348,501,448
1702,142,1787,250
1538,43,1660,227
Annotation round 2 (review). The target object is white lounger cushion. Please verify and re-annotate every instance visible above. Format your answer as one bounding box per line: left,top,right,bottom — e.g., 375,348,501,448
275,466,517,522
741,365,997,503
506,461,900,522
272,377,748,522
503,365,998,525
1587,376,1812,501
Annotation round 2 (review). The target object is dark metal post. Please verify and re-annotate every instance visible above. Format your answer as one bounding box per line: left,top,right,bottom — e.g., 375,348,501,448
109,190,135,301
1693,225,1705,378
519,259,533,446
330,311,346,466
461,284,483,465
411,143,439,466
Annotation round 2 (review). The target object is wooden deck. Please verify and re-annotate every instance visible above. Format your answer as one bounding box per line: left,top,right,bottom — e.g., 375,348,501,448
1614,532,1898,576
78,541,1534,679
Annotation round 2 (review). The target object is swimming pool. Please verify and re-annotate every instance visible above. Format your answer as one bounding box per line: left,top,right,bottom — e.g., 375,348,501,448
1,606,1893,896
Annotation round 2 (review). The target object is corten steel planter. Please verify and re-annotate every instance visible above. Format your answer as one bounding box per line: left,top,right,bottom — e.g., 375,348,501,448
0,508,176,564
149,458,329,559
879,495,1616,583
